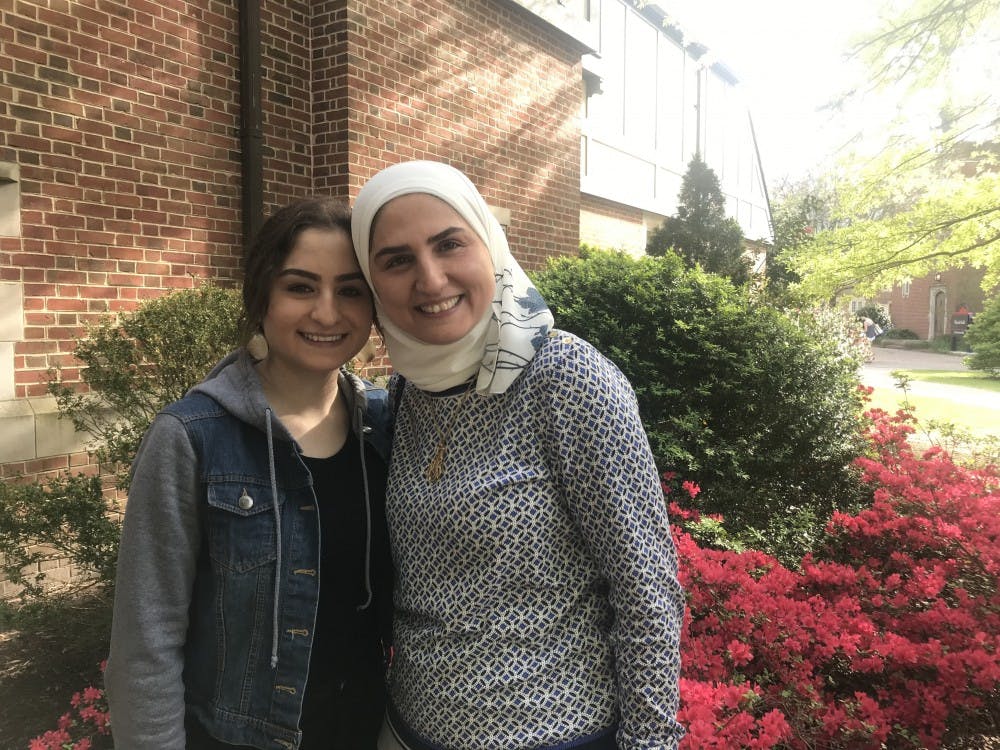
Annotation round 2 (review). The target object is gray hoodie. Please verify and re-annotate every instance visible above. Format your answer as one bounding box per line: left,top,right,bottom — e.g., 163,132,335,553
105,350,392,749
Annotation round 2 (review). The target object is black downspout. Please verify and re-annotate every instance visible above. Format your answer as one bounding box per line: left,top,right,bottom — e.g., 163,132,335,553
240,0,264,250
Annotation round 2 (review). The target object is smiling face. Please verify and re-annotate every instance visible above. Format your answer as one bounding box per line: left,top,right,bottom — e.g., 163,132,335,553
260,227,373,378
368,193,495,346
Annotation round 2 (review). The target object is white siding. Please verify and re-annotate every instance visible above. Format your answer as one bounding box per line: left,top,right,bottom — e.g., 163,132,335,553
580,0,773,243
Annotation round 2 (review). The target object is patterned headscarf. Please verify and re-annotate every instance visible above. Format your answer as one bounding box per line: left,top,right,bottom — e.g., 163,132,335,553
352,161,554,394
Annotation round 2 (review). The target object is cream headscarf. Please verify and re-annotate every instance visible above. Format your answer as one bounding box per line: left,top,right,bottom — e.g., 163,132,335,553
352,161,554,394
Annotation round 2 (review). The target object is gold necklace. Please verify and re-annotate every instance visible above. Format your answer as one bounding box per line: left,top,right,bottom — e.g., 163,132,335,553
425,385,475,483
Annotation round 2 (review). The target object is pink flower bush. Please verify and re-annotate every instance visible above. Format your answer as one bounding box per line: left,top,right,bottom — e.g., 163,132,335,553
30,662,110,750
673,406,1000,748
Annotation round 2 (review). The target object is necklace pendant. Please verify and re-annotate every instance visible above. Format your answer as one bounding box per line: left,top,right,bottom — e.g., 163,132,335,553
425,443,447,483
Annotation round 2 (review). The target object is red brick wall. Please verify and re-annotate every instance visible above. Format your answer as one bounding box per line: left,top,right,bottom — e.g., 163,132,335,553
0,449,94,484
344,0,584,269
313,1,353,196
2,0,583,404
0,1,365,399
260,0,325,206
0,0,245,397
876,268,991,340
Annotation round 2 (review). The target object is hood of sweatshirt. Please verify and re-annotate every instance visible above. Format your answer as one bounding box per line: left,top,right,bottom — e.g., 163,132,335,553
188,349,370,441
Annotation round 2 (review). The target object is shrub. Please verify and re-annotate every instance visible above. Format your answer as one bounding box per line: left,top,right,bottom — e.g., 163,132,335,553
965,293,1000,375
855,304,890,330
533,249,868,541
0,474,120,598
48,283,242,487
2,284,240,598
675,406,1000,748
29,664,111,750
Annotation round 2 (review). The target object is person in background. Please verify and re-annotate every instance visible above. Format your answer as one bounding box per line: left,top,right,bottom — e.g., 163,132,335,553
862,316,883,341
105,197,393,750
352,160,685,750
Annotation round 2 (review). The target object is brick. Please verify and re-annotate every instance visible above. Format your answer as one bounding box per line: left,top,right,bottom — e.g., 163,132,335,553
2,0,579,467
45,298,87,312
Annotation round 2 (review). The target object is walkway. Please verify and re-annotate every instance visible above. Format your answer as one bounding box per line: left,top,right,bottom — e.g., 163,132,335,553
861,346,1000,412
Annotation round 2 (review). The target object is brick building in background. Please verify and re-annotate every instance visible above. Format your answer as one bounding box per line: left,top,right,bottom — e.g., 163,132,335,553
0,0,588,483
1,0,770,485
868,267,989,342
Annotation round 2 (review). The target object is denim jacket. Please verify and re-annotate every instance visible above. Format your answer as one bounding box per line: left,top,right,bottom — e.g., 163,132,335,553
106,351,392,750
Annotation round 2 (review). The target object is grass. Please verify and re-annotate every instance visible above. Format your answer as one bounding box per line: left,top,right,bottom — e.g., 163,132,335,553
893,369,1000,392
865,368,1000,432
864,367,1000,464
866,386,1000,433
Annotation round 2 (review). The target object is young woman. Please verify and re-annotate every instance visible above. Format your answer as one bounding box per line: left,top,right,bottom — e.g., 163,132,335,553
352,161,685,750
105,198,393,750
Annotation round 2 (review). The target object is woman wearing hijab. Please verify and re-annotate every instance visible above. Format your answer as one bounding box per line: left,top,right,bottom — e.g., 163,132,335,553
352,161,685,750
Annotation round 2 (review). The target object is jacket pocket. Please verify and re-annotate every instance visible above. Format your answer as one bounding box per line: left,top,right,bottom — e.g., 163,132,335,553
206,478,281,572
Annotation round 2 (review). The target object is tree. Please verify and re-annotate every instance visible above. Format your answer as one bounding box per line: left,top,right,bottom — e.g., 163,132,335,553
783,147,1000,300
646,155,750,285
965,293,1000,375
767,177,842,301
781,0,1000,301
850,0,1000,95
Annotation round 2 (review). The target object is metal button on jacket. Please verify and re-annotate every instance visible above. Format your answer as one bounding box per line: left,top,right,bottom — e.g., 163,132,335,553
238,488,254,510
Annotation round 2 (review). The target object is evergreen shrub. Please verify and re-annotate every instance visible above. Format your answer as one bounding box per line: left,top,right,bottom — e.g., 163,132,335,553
0,473,120,598
533,249,868,540
49,283,242,487
0,284,242,598
883,327,919,339
965,294,1000,375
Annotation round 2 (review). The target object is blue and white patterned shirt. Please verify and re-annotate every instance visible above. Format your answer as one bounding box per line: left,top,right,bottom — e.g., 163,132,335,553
387,331,684,750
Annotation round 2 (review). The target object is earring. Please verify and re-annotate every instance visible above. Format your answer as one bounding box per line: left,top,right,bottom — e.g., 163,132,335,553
354,334,379,366
247,331,269,360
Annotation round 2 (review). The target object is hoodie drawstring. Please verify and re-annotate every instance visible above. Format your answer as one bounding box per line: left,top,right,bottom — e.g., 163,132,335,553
264,376,378,669
265,407,282,669
356,414,374,611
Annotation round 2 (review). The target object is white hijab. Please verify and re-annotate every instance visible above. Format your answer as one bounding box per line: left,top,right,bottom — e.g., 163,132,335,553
352,161,554,394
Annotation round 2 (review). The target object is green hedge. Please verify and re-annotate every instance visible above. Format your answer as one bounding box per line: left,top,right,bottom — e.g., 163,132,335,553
965,294,1000,376
49,283,242,488
534,249,869,542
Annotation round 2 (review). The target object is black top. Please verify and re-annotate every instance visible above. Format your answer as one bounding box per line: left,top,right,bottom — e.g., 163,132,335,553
299,434,390,749
302,436,390,680
187,430,391,750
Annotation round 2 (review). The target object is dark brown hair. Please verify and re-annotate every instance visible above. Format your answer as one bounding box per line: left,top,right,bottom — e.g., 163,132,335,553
240,197,353,343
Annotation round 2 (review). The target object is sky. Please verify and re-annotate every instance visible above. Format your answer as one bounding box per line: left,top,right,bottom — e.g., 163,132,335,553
668,0,887,185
